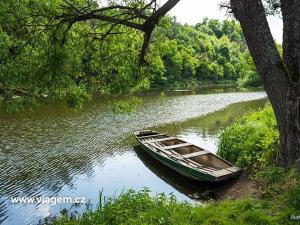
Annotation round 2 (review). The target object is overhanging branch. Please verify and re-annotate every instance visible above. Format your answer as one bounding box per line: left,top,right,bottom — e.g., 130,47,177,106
49,0,180,65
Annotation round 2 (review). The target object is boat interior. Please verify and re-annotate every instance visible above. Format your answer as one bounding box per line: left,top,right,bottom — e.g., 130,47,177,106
191,154,231,170
136,131,232,172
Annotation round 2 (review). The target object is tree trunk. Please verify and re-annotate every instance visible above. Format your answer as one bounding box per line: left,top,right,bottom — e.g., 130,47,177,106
230,0,300,168
278,87,300,167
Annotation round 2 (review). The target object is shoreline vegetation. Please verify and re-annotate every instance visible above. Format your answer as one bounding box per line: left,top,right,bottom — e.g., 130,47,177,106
1,0,268,112
0,84,263,114
42,104,300,225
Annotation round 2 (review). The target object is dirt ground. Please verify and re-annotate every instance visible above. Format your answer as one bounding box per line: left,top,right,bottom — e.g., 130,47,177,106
217,174,263,200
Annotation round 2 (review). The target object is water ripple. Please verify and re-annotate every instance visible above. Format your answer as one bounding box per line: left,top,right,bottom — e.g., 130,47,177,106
0,90,267,225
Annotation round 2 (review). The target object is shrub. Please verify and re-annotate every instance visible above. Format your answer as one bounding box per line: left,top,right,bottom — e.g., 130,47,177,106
218,105,279,169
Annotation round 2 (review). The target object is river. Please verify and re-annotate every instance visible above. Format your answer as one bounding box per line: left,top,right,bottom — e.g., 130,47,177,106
0,88,267,225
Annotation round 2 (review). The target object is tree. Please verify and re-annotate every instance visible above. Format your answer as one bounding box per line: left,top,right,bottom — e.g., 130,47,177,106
228,0,300,168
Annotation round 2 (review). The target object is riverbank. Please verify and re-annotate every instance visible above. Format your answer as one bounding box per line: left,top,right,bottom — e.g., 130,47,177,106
0,84,262,114
44,104,300,225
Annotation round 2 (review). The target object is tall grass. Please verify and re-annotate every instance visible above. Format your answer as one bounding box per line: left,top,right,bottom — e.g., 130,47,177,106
42,187,300,225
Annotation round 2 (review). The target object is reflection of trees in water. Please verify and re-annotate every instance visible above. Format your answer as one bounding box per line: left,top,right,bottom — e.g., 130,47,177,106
155,98,267,137
135,146,218,201
0,141,109,197
0,140,128,223
0,200,8,224
0,114,129,223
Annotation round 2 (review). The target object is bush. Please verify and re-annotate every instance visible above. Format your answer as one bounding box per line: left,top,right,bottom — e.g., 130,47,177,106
237,71,261,87
218,105,279,169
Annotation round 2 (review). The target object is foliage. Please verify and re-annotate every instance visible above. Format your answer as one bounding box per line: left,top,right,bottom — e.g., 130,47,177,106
0,0,260,111
237,50,261,87
111,96,143,114
218,102,300,216
253,166,298,202
0,96,40,113
264,0,281,15
152,18,256,88
218,105,279,169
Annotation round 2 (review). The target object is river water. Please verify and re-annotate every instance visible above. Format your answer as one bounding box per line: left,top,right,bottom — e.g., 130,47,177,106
0,88,267,225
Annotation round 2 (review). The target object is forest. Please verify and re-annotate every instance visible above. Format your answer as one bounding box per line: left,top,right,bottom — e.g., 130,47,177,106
0,0,261,108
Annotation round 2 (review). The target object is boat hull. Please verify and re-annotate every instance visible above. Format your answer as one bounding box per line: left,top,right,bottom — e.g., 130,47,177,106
138,141,227,182
134,130,242,182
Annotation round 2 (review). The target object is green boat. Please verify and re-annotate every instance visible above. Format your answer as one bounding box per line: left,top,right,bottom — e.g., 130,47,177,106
134,130,242,182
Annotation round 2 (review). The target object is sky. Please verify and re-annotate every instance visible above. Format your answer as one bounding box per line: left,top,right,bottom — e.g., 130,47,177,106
162,0,283,43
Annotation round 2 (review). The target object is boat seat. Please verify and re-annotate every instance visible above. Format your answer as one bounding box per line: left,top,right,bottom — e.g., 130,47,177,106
137,133,165,139
225,166,241,173
182,151,210,158
161,143,193,150
146,137,176,143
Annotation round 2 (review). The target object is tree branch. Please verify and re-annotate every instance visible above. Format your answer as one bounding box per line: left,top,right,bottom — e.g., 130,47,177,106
51,0,180,65
138,0,180,64
59,13,145,31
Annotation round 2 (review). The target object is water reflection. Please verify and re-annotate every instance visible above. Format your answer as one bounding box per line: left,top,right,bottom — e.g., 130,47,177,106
154,98,268,153
0,90,267,224
135,146,220,200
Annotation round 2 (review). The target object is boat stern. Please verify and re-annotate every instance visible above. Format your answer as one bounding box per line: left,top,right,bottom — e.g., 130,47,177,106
211,166,242,182
134,130,158,138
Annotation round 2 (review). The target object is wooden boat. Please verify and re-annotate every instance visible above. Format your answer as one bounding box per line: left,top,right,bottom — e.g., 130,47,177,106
134,130,242,182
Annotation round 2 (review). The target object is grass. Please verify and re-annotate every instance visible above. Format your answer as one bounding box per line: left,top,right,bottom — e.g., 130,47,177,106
44,189,300,225
43,175,300,225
